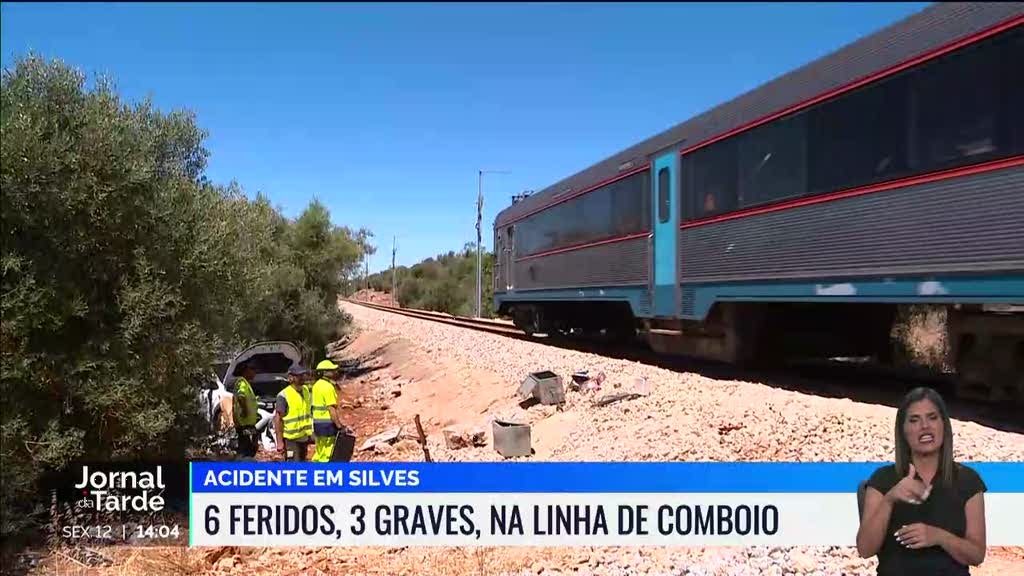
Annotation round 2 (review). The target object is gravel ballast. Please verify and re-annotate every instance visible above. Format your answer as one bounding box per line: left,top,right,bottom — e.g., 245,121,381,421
328,302,1024,576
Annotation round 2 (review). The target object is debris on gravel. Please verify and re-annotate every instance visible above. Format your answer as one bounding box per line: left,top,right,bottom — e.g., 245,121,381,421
443,426,488,449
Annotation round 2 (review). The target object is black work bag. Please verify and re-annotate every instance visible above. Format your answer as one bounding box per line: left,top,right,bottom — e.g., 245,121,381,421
331,430,356,462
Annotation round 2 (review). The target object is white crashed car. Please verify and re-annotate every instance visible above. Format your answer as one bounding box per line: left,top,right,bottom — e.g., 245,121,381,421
197,341,304,452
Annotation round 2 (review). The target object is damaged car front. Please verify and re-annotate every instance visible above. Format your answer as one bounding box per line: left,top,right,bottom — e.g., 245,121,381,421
197,341,305,453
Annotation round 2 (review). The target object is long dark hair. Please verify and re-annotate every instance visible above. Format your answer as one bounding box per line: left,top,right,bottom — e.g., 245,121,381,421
894,387,955,487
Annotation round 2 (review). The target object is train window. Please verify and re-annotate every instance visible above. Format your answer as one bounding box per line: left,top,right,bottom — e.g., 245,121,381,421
538,206,561,252
678,26,1021,223
738,112,808,205
575,186,610,245
610,170,643,235
569,188,598,243
911,31,1003,173
1000,39,1021,141
513,220,529,255
1004,29,1024,156
657,168,670,223
515,210,549,256
807,73,910,194
688,138,738,218
607,181,628,236
640,170,652,230
679,158,688,220
511,171,650,257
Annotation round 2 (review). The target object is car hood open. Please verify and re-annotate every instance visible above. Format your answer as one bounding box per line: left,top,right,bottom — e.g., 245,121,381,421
223,341,303,404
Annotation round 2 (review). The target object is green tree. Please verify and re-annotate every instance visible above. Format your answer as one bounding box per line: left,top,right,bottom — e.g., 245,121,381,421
1,55,231,535
241,199,370,356
367,242,496,317
0,55,372,538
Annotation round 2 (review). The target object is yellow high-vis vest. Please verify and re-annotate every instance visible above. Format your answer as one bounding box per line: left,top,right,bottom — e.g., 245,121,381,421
233,377,259,427
278,385,312,441
311,378,337,431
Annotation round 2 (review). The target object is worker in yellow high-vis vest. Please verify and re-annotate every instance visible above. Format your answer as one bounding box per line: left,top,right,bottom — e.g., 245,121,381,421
311,359,351,462
232,361,260,458
274,364,313,462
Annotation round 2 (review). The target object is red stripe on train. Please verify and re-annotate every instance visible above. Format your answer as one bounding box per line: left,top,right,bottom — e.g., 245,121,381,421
680,155,1024,230
679,15,1024,157
504,164,651,226
513,231,651,263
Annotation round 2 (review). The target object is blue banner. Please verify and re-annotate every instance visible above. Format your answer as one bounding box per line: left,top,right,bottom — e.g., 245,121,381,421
190,462,1024,493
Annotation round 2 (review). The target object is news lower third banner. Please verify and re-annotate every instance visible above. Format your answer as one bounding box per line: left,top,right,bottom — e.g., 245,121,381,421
187,462,1024,547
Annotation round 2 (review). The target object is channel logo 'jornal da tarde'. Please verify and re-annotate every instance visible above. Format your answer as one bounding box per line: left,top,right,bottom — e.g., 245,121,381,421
74,465,166,512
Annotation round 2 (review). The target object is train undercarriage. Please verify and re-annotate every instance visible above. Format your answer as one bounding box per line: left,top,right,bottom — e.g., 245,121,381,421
948,304,1024,404
503,300,1024,406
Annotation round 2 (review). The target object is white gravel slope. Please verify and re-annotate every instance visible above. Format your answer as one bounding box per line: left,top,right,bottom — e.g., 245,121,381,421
343,302,1023,463
339,302,1024,576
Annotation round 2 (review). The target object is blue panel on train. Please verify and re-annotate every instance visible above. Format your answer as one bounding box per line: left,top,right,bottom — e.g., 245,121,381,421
683,275,1024,320
652,153,678,317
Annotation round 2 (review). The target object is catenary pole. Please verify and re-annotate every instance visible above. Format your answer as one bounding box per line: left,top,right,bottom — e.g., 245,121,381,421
476,169,509,317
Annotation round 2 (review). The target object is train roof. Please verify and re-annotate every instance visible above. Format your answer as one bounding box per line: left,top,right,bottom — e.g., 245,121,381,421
494,2,1023,228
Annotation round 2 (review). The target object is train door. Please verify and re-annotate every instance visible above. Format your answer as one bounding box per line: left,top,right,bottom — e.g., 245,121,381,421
504,225,515,290
651,153,678,317
494,231,504,292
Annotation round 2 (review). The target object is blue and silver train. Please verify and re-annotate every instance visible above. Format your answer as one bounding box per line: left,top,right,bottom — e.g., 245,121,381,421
493,3,1023,404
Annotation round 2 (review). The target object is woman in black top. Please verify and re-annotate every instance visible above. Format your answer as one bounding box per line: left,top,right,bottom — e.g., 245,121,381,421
856,387,987,575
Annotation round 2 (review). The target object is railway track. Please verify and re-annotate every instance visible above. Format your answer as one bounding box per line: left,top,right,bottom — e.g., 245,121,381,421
343,298,1023,433
344,300,523,337
344,299,658,357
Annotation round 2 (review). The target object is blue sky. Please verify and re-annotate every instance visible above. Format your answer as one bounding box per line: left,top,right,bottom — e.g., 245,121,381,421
1,2,929,273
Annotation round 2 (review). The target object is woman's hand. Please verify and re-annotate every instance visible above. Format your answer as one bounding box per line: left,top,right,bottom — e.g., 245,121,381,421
885,464,932,505
896,523,945,549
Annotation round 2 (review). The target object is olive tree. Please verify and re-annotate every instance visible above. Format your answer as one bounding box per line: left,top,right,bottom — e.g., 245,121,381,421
0,55,372,537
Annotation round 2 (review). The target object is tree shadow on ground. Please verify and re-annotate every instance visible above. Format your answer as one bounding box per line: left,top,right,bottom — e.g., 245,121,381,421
337,342,393,379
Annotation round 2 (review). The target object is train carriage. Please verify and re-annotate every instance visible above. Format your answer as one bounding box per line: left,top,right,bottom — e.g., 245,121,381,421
492,3,1024,404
